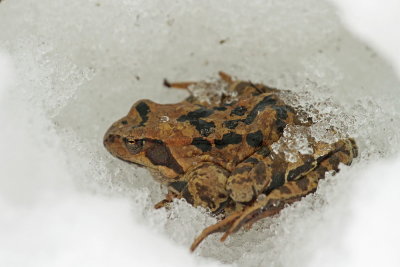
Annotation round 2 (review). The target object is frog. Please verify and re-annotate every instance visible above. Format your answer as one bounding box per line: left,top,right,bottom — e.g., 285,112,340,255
103,72,358,251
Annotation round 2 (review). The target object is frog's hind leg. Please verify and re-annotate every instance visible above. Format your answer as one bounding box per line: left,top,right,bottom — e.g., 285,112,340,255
163,79,197,90
189,176,309,252
220,138,357,240
190,138,357,251
190,211,242,251
154,190,180,209
220,173,319,241
189,202,284,251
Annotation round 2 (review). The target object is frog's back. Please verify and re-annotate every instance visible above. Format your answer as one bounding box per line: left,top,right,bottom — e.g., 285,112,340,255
149,92,297,171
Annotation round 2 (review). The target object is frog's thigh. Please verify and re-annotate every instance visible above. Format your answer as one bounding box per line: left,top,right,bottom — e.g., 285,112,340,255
264,139,357,205
227,138,357,203
224,139,358,235
226,147,280,203
180,163,230,212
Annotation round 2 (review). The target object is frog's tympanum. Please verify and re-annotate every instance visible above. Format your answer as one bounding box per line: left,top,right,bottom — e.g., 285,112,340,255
104,72,358,251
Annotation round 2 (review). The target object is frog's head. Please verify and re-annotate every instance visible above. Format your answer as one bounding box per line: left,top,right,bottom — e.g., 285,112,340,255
103,100,185,181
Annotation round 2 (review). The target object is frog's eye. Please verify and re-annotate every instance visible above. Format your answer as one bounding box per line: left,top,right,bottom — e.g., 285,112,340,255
123,138,145,154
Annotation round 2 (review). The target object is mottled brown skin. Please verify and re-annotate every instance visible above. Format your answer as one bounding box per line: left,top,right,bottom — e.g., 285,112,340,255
104,72,358,251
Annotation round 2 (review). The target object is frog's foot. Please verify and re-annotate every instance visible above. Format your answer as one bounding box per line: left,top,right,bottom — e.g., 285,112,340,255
154,191,179,209
220,193,303,242
190,174,316,251
163,72,234,90
163,79,196,90
189,200,287,251
190,211,242,251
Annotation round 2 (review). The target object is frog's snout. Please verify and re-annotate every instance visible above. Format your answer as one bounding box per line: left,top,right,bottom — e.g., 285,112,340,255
103,131,118,147
103,123,123,153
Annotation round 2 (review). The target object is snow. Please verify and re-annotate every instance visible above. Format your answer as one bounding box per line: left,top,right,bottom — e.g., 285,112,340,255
330,0,400,75
1,0,400,266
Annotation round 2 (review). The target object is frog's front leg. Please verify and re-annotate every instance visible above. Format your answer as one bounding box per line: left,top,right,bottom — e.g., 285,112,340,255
177,163,231,213
154,189,180,209
154,163,231,212
190,138,357,251
221,138,358,239
154,175,195,209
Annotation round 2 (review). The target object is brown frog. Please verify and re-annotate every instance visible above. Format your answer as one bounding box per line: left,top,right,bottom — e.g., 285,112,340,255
103,72,358,251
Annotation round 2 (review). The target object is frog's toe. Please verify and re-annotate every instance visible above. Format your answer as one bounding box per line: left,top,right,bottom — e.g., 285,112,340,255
220,198,284,241
190,211,242,252
190,199,283,251
154,199,172,209
154,191,179,209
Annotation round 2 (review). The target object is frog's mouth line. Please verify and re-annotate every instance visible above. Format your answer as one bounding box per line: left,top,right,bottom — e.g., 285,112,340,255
115,155,143,167
115,155,167,180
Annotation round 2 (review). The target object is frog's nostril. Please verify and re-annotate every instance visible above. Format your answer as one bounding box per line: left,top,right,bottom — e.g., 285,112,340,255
108,134,116,143
104,134,120,145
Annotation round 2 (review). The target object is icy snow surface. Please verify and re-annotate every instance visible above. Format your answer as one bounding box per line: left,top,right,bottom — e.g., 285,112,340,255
1,0,400,266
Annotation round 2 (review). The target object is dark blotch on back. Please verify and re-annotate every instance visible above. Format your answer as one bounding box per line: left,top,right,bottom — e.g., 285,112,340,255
213,106,227,111
215,132,242,149
244,95,277,125
195,120,216,137
191,137,212,152
246,130,264,147
145,141,184,174
177,107,214,121
223,96,283,130
273,106,288,120
223,119,240,129
135,102,150,127
230,106,247,116
177,107,215,137
273,105,289,133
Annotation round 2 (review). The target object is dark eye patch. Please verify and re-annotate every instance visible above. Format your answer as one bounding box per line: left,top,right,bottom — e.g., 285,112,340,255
145,141,184,174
